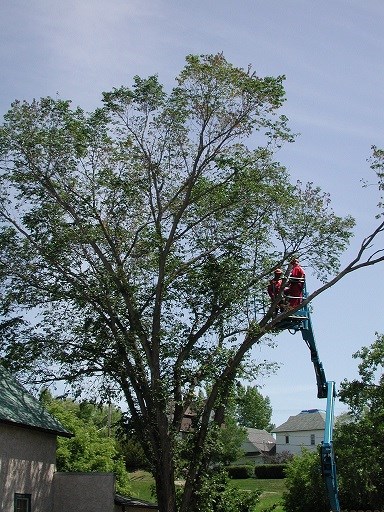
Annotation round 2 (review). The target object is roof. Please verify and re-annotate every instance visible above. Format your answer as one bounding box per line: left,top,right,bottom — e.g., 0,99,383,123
115,494,158,509
0,363,72,437
272,409,326,433
242,428,275,454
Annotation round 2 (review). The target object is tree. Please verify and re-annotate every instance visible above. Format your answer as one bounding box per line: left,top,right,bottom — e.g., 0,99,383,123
280,334,384,511
334,333,384,510
0,53,383,512
235,383,273,430
283,448,329,512
40,392,131,495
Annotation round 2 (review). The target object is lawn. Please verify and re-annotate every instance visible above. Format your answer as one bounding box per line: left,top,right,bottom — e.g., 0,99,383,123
129,470,156,502
129,471,286,511
229,478,286,511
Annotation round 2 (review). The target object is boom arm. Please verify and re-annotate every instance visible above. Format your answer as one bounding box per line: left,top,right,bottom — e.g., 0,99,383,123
275,296,340,511
321,381,340,512
300,308,327,399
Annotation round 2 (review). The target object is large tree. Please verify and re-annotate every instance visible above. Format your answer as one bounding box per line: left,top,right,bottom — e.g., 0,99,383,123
0,54,383,512
235,384,273,430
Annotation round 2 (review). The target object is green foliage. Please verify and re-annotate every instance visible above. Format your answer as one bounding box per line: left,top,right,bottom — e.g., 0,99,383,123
235,383,273,430
42,394,131,495
0,53,359,511
282,334,384,511
120,438,150,471
182,469,260,512
254,464,286,479
335,333,384,510
282,449,329,512
227,465,254,479
218,420,248,466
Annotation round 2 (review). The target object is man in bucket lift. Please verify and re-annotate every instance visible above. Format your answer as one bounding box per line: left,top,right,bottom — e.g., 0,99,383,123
267,268,285,314
285,257,305,308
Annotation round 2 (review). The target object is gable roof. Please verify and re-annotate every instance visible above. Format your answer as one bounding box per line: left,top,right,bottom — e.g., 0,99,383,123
0,363,72,437
242,428,275,454
272,409,325,433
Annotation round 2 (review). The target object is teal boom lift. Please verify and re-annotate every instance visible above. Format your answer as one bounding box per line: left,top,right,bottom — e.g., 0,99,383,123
275,287,341,512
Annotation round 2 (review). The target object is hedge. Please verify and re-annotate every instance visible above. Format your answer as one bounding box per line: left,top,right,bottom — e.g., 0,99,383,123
254,464,286,479
226,465,254,479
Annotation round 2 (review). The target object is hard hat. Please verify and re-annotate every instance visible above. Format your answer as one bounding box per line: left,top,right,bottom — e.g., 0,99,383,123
274,268,283,274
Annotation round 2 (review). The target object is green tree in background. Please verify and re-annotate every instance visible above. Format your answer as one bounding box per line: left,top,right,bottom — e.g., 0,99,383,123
235,384,273,430
335,333,384,510
40,392,131,495
280,333,384,511
1,54,384,512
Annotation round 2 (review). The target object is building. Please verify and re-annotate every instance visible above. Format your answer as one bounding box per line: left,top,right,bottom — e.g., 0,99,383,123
237,428,276,464
272,409,325,455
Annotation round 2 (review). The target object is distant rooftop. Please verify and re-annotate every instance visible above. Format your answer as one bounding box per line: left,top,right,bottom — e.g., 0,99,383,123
243,428,276,454
272,409,326,433
0,363,72,437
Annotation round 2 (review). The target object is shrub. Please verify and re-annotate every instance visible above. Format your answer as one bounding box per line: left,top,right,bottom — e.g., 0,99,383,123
254,464,286,479
187,469,260,512
283,449,329,512
227,465,254,479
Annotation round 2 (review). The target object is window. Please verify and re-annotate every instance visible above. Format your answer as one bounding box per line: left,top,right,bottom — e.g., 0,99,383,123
310,434,316,445
285,435,289,444
14,494,31,512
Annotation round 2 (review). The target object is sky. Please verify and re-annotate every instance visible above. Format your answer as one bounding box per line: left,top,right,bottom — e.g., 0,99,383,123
1,0,384,427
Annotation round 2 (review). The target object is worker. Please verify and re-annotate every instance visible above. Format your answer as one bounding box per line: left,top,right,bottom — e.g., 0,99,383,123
267,268,285,314
285,258,305,308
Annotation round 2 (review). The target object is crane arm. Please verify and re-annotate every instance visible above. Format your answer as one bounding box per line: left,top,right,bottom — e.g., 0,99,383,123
274,296,340,511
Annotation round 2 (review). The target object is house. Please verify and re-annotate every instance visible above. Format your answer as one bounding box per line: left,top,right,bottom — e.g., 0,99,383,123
0,363,158,512
272,409,325,455
237,428,276,464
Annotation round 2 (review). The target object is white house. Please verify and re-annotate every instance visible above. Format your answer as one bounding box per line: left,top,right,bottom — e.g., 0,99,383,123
272,409,325,455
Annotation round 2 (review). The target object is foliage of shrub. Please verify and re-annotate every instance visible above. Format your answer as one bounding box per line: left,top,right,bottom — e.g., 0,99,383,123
282,449,329,512
254,464,286,479
183,469,260,512
227,465,254,479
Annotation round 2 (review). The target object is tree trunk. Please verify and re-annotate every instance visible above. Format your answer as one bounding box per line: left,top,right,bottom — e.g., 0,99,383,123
152,415,177,512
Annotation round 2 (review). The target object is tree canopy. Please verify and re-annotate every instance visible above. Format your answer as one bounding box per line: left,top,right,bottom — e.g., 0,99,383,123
40,392,131,495
0,53,384,512
235,384,273,430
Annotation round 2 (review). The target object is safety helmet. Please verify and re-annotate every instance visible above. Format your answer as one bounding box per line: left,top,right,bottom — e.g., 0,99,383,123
274,268,283,274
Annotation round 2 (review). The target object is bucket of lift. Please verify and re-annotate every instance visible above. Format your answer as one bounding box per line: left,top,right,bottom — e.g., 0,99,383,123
273,306,308,332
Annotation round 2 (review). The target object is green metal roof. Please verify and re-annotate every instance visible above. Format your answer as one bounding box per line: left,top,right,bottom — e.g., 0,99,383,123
0,364,72,437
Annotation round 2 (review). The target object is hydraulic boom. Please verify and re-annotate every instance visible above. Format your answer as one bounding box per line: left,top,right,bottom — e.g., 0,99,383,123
275,294,340,512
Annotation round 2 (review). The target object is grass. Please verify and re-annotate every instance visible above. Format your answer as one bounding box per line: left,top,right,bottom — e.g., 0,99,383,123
229,478,286,511
129,470,156,502
129,471,286,511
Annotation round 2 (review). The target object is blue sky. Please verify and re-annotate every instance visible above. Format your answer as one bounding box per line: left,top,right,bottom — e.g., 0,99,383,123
1,0,383,426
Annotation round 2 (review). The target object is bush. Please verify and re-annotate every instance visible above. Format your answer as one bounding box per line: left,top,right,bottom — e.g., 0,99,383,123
283,449,329,512
227,465,254,479
254,464,286,479
188,469,260,512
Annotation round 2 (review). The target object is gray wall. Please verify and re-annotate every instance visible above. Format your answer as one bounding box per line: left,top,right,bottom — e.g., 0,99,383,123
53,472,115,512
0,423,57,512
